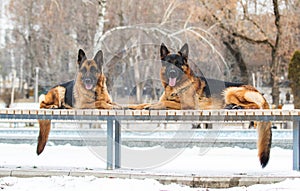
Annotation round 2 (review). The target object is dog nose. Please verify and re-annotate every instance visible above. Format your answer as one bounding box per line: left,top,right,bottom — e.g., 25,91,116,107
169,70,177,78
85,78,92,84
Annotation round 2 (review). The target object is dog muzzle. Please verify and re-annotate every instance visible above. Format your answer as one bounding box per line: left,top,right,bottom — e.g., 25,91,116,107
84,78,94,90
168,70,178,87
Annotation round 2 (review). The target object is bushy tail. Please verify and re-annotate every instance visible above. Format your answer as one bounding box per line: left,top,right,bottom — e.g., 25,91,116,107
257,121,272,168
37,120,51,155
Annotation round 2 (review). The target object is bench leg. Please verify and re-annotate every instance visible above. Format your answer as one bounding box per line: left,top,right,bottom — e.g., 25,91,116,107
293,120,300,170
107,119,114,170
115,120,121,169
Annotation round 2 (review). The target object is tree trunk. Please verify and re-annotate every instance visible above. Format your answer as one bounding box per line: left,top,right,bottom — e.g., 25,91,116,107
93,0,107,54
271,80,280,108
270,0,282,108
223,36,249,84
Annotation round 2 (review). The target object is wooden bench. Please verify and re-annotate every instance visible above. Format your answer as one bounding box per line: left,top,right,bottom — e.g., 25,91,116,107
0,109,299,170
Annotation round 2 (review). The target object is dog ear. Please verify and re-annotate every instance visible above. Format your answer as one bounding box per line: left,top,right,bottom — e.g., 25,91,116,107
94,50,104,71
179,43,188,60
160,43,170,59
78,49,87,67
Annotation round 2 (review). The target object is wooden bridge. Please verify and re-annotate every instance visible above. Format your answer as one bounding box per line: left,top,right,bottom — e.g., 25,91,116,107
0,108,299,170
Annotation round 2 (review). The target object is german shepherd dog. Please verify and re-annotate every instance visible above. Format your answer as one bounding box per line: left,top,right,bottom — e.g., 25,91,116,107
132,43,272,168
37,49,121,155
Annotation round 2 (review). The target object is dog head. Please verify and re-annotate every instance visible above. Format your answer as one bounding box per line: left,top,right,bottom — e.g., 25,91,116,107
160,43,192,87
77,49,103,90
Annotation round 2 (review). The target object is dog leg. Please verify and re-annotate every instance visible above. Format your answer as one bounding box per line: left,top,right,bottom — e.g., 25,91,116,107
144,101,182,110
95,101,123,109
126,103,151,110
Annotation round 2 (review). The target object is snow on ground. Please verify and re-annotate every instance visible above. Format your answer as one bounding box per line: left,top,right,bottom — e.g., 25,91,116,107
0,143,300,190
0,176,300,191
0,143,295,175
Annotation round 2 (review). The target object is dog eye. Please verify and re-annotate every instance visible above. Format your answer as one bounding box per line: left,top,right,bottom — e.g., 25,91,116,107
174,61,180,66
80,67,87,73
161,60,169,66
90,66,97,73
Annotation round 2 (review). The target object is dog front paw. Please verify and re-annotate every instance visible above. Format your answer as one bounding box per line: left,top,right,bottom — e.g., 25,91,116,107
112,104,123,110
224,104,244,110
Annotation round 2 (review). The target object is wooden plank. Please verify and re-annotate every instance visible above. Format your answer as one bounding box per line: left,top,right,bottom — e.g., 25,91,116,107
7,109,15,115
166,110,177,116
140,110,150,116
37,110,45,115
210,110,220,116
21,110,30,115
217,110,227,116
132,110,143,116
83,110,93,116
52,110,61,115
244,110,254,116
14,109,22,115
253,110,263,116
158,110,167,116
68,110,76,115
115,110,125,116
226,110,237,116
45,110,53,115
0,109,7,114
271,110,282,116
150,110,159,116
89,110,99,115
192,110,203,116
289,110,298,116
262,110,272,116
100,110,109,116
29,110,38,115
124,110,134,116
76,110,84,116
202,110,211,116
107,110,116,116
60,110,69,115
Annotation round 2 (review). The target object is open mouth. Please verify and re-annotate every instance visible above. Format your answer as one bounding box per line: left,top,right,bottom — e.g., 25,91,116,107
84,83,94,90
169,77,177,87
83,79,94,90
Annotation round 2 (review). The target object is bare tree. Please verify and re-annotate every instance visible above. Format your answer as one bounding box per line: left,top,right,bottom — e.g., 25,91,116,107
2,0,299,104
200,0,294,107
93,0,107,55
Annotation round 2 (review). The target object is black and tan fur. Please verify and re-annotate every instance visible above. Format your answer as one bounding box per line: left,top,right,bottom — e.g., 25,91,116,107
37,49,121,155
130,43,272,168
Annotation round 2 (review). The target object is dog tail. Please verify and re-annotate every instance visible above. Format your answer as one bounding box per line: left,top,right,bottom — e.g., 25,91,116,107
37,93,51,155
37,120,51,155
224,85,272,168
257,121,272,168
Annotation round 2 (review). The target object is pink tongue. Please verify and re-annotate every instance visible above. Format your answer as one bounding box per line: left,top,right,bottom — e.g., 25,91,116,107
85,84,93,90
169,78,176,87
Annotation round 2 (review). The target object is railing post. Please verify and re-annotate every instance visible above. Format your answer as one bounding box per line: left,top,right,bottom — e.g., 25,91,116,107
107,118,114,170
115,120,121,169
293,120,300,170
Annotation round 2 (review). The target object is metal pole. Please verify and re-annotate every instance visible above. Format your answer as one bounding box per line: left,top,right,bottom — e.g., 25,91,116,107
34,67,39,103
115,120,121,168
293,120,300,170
107,118,114,170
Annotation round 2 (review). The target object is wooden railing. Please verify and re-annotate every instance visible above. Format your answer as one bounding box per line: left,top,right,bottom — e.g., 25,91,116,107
0,109,299,170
